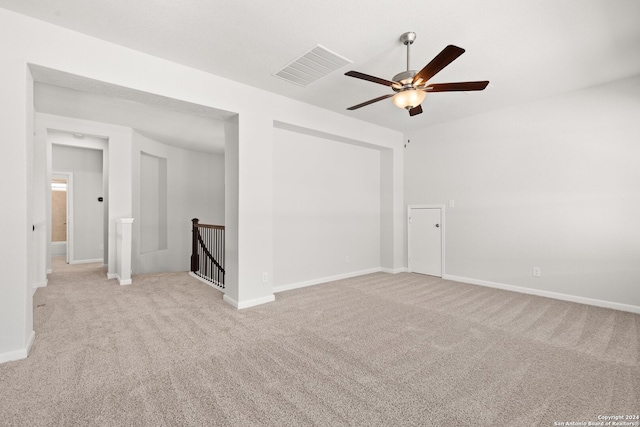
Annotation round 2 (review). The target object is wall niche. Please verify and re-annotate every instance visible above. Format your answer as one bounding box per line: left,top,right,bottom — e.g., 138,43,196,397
140,152,168,253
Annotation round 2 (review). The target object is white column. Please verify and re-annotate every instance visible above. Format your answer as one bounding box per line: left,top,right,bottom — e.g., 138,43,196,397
0,59,34,364
380,145,405,273
222,112,275,309
114,218,134,285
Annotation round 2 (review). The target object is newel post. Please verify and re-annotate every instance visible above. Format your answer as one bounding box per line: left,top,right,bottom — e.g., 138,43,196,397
115,218,134,285
191,218,199,272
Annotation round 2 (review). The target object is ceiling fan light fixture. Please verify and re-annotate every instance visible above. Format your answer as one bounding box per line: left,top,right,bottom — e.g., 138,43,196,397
392,89,426,110
344,32,489,116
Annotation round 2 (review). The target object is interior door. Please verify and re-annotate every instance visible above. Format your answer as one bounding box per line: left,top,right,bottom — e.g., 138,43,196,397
409,207,442,276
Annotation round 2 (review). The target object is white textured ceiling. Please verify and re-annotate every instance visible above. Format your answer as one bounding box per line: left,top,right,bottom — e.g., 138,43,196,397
3,0,640,135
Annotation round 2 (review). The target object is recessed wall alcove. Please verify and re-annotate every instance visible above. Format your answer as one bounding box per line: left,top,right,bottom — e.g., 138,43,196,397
139,152,168,253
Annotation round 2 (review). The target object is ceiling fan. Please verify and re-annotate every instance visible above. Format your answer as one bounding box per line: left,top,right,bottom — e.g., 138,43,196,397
345,32,489,116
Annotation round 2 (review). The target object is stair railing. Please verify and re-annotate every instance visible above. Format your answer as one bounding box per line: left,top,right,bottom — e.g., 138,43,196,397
191,218,225,288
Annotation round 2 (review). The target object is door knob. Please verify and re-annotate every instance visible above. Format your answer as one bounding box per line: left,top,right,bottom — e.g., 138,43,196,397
435,224,440,228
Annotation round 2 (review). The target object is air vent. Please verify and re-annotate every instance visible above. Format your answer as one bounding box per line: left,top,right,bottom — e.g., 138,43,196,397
274,45,352,87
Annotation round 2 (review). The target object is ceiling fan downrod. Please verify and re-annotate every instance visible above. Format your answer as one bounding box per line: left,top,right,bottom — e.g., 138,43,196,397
393,32,418,87
401,31,416,71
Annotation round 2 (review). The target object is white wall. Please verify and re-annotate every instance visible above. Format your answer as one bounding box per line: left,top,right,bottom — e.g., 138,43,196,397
273,128,381,290
405,74,640,310
132,131,224,274
36,113,131,280
51,140,104,262
0,60,33,362
0,7,403,360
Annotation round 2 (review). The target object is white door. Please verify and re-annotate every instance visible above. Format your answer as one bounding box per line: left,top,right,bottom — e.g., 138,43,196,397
409,207,442,276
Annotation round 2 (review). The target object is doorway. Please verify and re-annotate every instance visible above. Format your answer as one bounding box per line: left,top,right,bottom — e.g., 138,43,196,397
408,205,445,277
50,138,106,267
51,173,73,263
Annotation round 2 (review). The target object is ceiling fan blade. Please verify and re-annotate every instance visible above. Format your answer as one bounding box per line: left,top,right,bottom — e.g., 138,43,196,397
345,71,397,87
412,45,465,85
409,105,423,116
346,94,394,110
424,81,490,92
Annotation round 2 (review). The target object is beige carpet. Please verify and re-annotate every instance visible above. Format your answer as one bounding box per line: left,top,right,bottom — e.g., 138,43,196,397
1,257,638,426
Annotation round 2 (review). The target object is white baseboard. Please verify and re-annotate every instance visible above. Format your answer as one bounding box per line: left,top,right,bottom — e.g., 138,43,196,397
0,331,35,365
46,269,52,274
223,294,275,309
27,330,35,354
31,280,48,296
116,275,131,285
444,274,640,315
189,272,224,293
380,267,407,274
70,258,103,265
106,272,131,285
32,280,47,296
273,268,382,294
0,348,27,364
32,280,47,291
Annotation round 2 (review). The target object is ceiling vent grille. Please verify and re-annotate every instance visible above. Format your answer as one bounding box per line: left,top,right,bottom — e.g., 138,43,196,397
273,45,352,87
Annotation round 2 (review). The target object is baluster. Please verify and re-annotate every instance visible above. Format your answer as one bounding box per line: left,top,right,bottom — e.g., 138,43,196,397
207,227,209,279
221,228,224,287
215,228,219,285
189,221,225,288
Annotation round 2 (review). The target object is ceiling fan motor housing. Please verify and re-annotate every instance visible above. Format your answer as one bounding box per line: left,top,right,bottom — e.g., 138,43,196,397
392,70,418,91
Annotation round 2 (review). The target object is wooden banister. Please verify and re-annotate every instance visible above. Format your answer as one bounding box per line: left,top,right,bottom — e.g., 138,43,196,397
191,218,225,288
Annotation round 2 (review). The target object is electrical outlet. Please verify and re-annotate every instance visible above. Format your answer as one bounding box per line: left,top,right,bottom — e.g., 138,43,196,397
449,199,455,208
345,256,350,263
533,267,541,277
262,272,268,283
